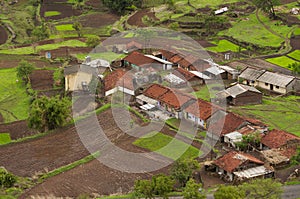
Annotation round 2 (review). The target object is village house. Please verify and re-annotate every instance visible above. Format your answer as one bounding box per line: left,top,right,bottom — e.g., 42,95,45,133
104,69,135,96
260,149,292,168
215,83,262,106
123,51,173,71
183,99,221,129
213,151,274,182
260,129,300,150
218,65,240,80
173,67,205,86
238,67,265,86
203,66,227,79
256,71,297,94
142,84,196,119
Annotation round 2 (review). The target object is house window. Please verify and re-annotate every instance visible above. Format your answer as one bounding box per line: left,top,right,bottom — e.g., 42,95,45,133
265,83,269,86
276,86,279,89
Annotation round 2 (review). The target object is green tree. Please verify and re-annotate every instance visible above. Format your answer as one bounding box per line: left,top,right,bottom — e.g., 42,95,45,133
16,60,35,84
0,168,17,188
31,21,50,41
289,62,300,75
102,0,141,14
152,174,174,199
133,179,154,199
252,0,280,19
291,147,300,165
214,185,245,199
86,35,100,48
72,21,83,37
28,96,71,132
171,159,200,187
183,178,205,199
241,178,283,199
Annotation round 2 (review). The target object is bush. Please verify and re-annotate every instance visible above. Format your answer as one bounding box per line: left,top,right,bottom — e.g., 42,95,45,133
85,35,100,48
0,168,17,188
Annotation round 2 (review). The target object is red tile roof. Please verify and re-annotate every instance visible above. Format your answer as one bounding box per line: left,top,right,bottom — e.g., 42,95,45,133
214,151,264,173
209,112,246,136
159,49,178,60
173,68,197,81
169,55,184,64
178,59,192,69
124,51,155,67
158,89,195,110
184,99,220,121
104,69,134,91
143,84,170,100
261,129,300,149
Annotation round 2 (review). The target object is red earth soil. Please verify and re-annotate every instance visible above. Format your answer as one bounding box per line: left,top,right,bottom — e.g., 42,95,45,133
40,2,82,21
0,120,38,140
290,36,300,50
0,58,61,69
127,9,158,27
39,46,93,59
79,13,120,28
0,25,8,45
29,69,54,91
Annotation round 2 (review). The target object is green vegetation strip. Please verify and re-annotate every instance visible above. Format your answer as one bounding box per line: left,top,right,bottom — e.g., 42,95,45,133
44,11,61,17
39,151,100,182
0,133,11,145
55,24,75,31
206,40,244,53
0,68,30,122
74,52,126,63
0,40,86,55
266,56,299,69
287,50,300,61
230,96,300,136
133,132,200,160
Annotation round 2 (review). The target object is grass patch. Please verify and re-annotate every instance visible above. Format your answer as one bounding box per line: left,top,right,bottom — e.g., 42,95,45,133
0,133,11,145
133,132,201,160
266,56,299,69
287,50,300,61
207,40,244,53
39,151,100,182
294,27,300,36
191,84,222,101
55,24,75,31
0,39,86,55
230,96,300,136
44,11,61,17
219,12,293,48
0,68,30,122
74,52,126,63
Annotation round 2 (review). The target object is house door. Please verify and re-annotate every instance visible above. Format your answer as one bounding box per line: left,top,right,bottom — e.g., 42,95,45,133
270,84,274,91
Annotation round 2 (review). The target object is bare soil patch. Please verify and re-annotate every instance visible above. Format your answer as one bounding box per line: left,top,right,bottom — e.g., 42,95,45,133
0,25,8,45
291,35,300,50
39,46,93,59
196,40,216,48
40,2,82,21
85,0,108,12
127,9,158,27
280,0,297,4
29,69,54,91
0,120,37,140
79,13,120,28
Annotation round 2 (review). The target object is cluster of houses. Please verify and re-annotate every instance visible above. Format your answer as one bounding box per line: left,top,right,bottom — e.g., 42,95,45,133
64,48,300,183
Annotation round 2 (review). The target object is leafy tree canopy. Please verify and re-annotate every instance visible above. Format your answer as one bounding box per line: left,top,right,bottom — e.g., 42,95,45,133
252,0,280,18
102,0,141,14
16,60,35,84
86,35,101,48
171,159,200,187
183,178,206,199
214,185,245,199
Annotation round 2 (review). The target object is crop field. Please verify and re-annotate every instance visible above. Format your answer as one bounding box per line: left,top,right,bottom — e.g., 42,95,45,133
231,96,300,136
133,132,201,160
44,11,61,17
266,56,299,69
206,39,244,53
219,12,294,48
287,50,300,61
55,24,75,31
74,52,126,62
0,133,11,145
0,40,86,55
0,68,30,123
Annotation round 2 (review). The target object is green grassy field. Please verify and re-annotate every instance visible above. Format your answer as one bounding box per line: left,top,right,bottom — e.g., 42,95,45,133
191,84,223,101
266,56,299,69
55,24,75,31
44,11,61,17
0,40,86,55
287,50,300,61
294,28,300,36
219,12,293,48
133,132,201,160
206,40,244,53
74,52,126,62
0,133,11,145
231,96,300,136
0,68,30,123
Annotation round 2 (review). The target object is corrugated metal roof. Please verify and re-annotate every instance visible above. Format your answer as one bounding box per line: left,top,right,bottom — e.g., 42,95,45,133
205,66,225,75
239,68,265,81
225,84,261,97
257,71,295,87
190,71,211,79
233,166,273,179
